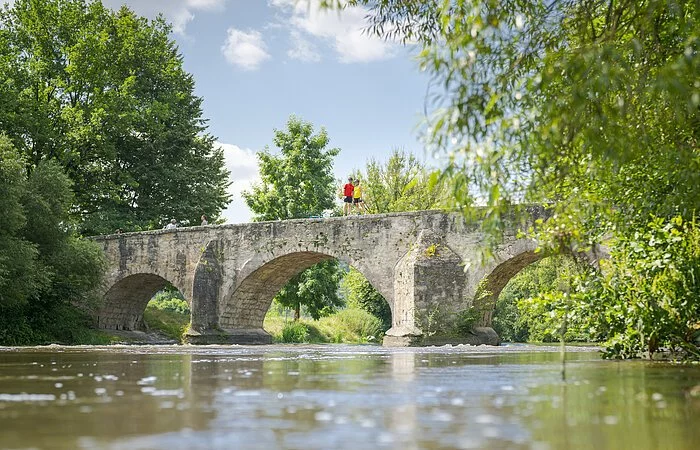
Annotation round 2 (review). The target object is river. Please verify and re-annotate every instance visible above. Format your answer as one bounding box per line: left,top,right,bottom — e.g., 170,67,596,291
0,344,698,449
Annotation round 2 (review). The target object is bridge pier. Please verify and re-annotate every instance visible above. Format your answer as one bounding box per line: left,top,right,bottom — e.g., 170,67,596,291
382,229,501,347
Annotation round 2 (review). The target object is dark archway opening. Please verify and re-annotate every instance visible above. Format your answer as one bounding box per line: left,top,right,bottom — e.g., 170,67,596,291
99,274,186,340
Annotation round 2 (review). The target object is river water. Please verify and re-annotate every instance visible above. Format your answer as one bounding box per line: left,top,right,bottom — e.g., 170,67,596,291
0,344,698,450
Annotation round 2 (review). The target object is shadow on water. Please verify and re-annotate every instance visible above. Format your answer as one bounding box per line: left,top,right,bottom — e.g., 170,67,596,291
0,345,698,449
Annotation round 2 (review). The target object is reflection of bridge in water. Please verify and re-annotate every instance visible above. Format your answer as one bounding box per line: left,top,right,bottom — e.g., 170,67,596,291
93,209,574,345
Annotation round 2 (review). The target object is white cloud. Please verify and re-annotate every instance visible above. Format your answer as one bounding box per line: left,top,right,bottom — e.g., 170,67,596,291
217,142,260,224
221,28,271,70
271,0,396,63
102,0,226,34
287,30,321,62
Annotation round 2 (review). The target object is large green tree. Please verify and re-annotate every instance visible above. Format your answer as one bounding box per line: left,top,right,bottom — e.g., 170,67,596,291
349,0,698,235
0,0,230,234
0,135,105,345
243,116,344,320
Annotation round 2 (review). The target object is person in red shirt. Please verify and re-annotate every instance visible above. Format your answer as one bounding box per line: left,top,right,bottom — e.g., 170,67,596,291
343,176,354,215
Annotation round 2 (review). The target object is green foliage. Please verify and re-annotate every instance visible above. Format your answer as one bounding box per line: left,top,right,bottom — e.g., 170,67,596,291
325,307,383,342
267,307,384,344
361,149,448,215
142,307,189,342
0,136,105,345
498,217,700,358
149,288,190,315
0,137,38,307
494,256,579,342
340,268,391,331
455,307,484,336
352,0,699,232
424,243,440,258
243,115,339,220
142,287,190,341
280,321,308,343
0,0,230,234
593,217,700,359
275,260,344,320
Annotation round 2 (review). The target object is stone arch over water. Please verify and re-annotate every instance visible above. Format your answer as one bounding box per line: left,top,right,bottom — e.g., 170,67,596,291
93,210,557,345
475,244,606,328
475,250,544,326
98,273,185,331
216,250,392,341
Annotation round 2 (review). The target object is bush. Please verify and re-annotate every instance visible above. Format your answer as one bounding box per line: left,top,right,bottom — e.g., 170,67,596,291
321,308,383,342
265,307,384,344
491,255,592,343
143,289,190,341
149,289,190,315
281,321,308,343
142,306,189,341
593,216,700,359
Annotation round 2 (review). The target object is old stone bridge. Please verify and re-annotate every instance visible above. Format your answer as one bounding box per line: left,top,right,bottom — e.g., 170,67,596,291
93,209,563,346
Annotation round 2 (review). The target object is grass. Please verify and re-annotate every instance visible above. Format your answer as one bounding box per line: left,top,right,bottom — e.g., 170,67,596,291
142,307,189,342
68,329,126,345
264,307,383,344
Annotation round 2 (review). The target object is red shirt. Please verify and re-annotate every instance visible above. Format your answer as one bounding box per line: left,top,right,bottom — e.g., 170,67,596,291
343,183,354,196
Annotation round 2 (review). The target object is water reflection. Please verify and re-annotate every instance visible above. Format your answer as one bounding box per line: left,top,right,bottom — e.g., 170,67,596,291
0,345,698,449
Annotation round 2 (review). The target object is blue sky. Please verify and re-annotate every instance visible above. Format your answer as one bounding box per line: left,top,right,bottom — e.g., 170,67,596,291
7,0,434,223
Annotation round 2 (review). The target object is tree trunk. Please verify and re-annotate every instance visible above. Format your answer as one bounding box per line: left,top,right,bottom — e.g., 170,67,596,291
294,302,300,321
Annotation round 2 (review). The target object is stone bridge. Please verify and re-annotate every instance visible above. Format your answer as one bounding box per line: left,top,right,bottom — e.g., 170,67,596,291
93,209,573,346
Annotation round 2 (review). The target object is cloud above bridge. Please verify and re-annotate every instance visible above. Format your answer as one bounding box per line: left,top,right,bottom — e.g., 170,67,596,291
217,142,260,224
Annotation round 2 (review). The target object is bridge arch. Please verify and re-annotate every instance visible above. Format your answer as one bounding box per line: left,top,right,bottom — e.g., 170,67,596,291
98,273,186,331
218,250,391,332
475,249,544,326
475,243,606,328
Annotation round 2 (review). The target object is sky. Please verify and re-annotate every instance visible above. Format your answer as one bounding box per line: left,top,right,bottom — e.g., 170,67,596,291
5,0,434,223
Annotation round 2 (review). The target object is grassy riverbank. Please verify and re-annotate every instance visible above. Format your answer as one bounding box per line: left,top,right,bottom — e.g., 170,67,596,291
264,307,383,344
140,295,384,344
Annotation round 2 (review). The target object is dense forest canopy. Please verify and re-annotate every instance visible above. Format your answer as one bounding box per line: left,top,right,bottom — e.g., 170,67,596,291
0,0,231,235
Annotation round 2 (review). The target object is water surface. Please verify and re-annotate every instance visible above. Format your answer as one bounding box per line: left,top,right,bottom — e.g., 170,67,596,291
0,344,698,449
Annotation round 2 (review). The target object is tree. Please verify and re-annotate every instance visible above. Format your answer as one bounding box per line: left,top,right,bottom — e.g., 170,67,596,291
340,268,391,331
0,135,105,345
340,0,700,357
362,148,448,214
350,0,698,233
244,116,340,220
0,135,39,308
243,116,343,320
0,0,230,235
